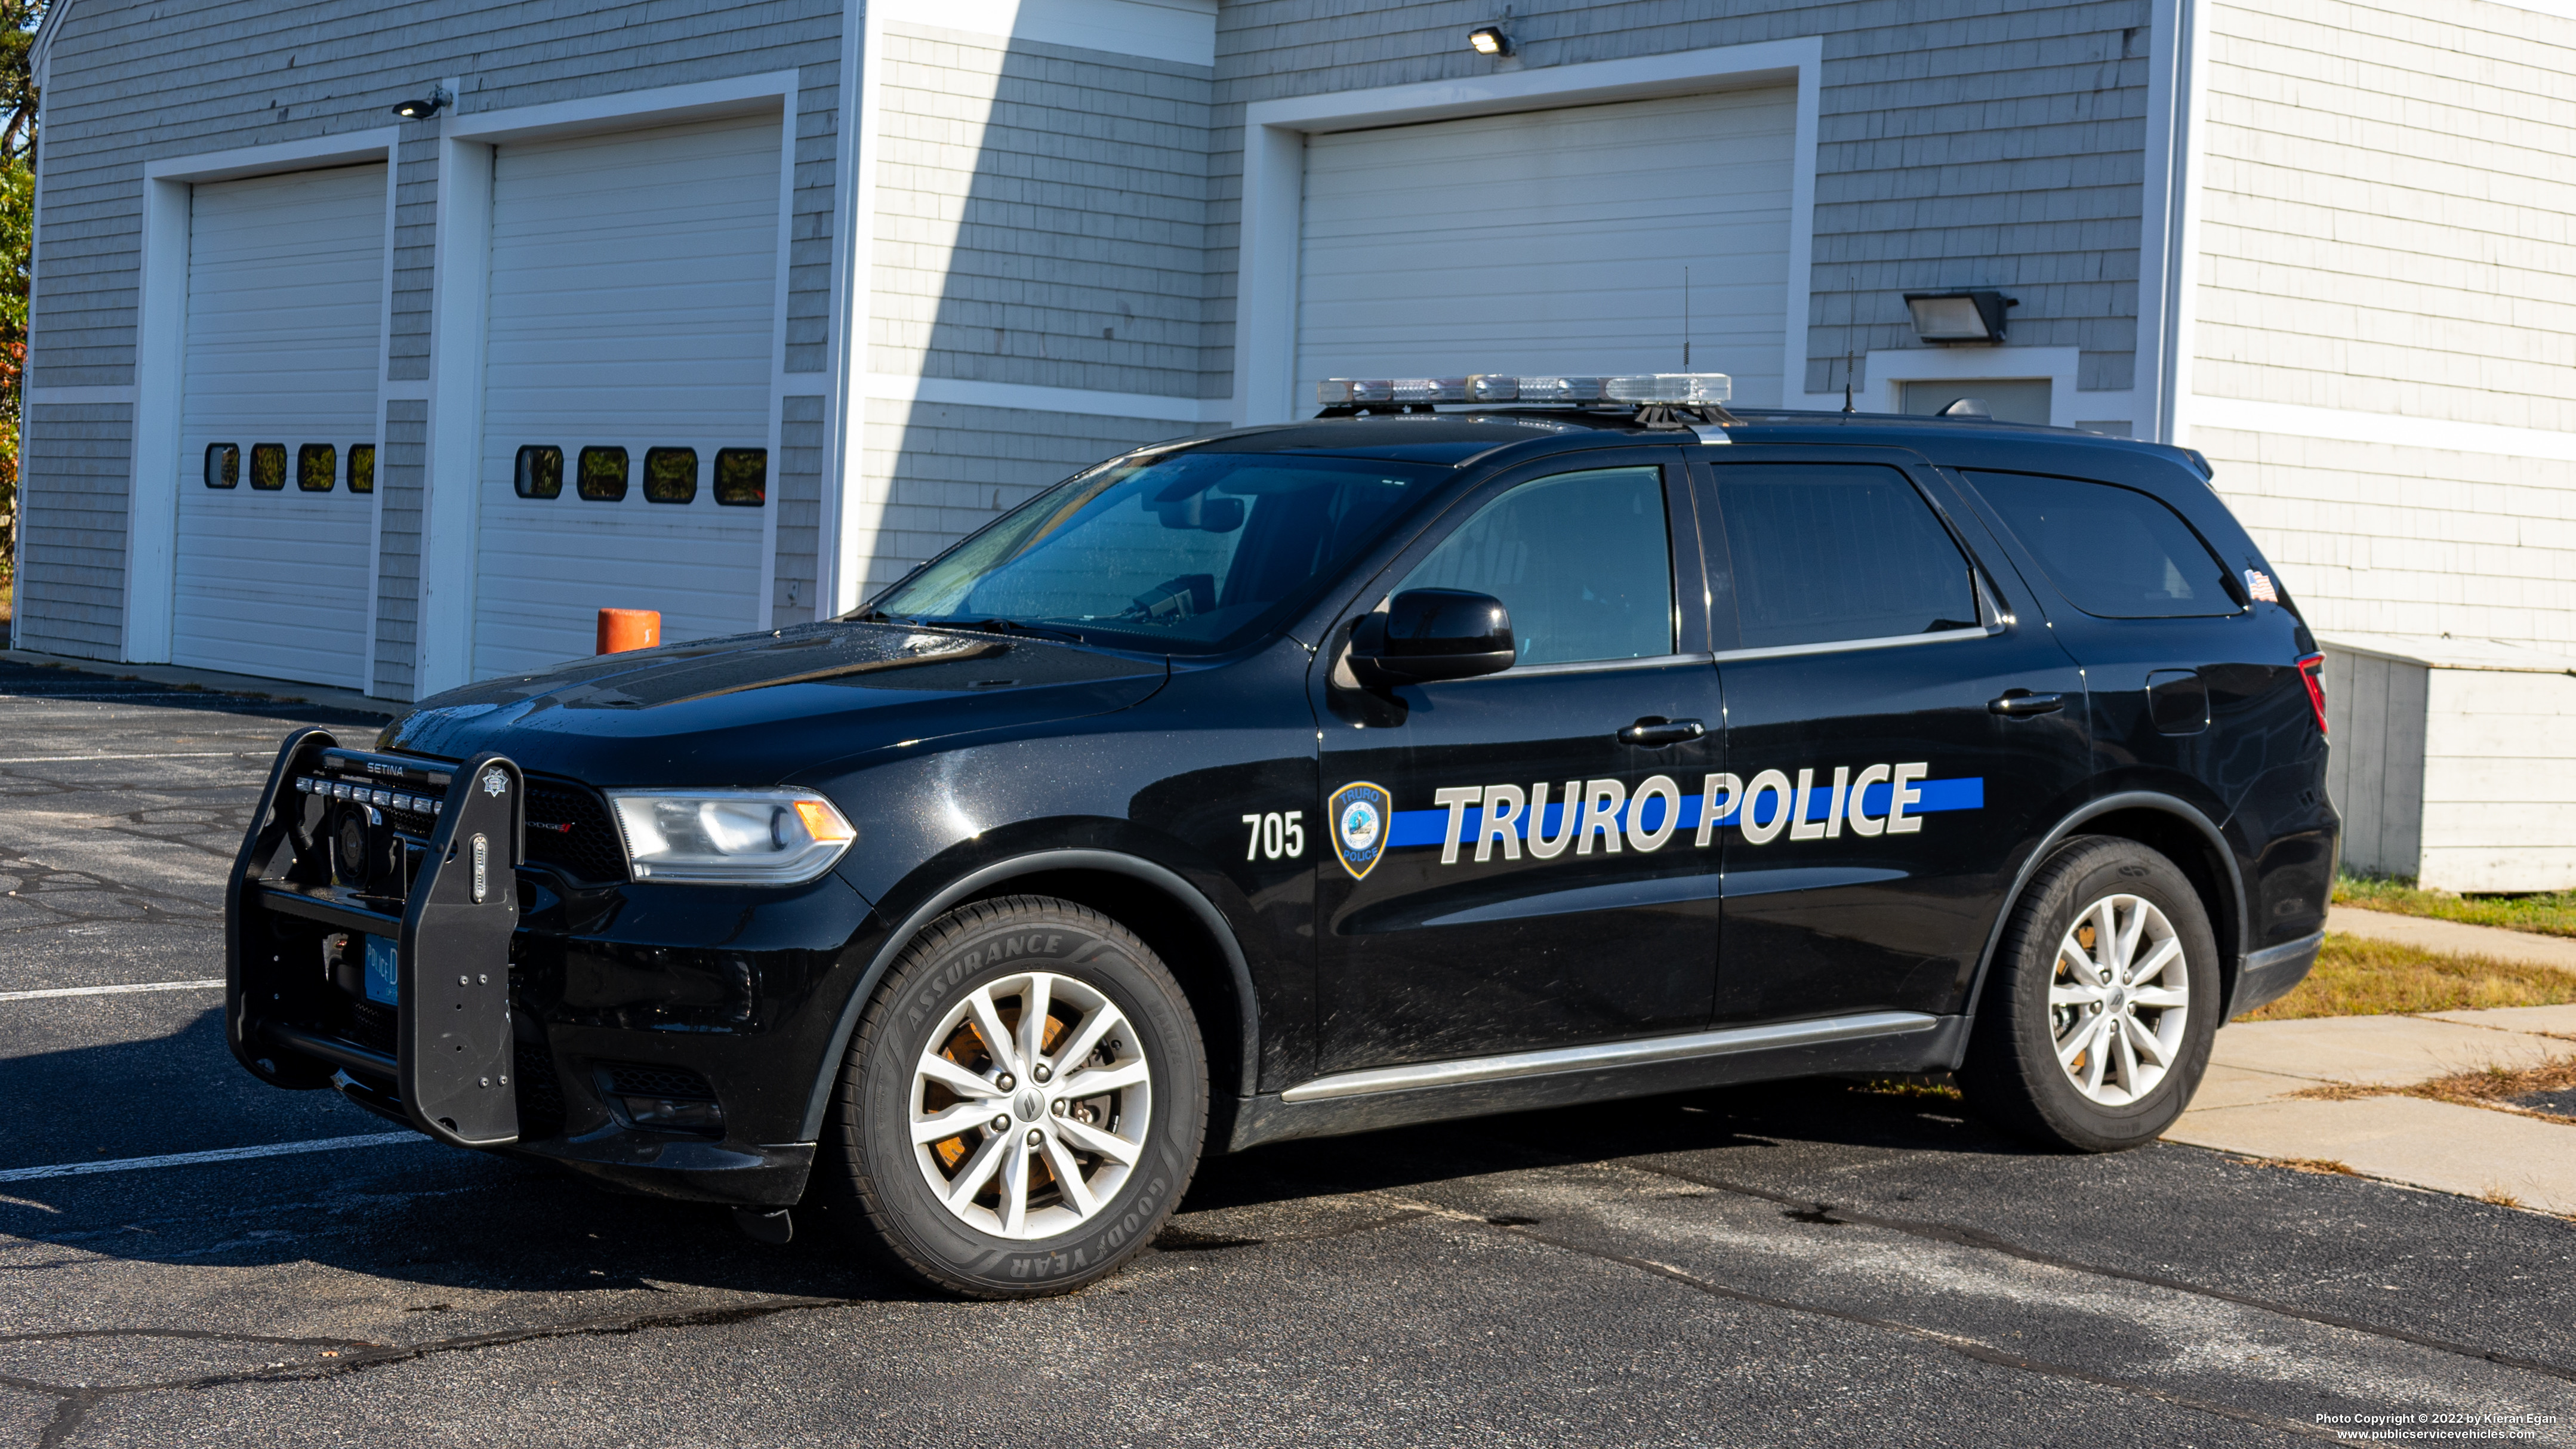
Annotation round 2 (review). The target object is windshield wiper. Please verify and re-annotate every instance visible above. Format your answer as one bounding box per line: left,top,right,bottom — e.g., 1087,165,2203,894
966,618,1087,645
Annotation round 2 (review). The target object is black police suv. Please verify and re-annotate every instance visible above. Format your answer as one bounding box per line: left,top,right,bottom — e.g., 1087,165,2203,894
224,381,2337,1298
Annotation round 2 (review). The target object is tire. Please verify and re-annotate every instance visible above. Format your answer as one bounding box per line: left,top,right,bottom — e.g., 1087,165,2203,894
1959,836,2221,1152
818,895,1207,1298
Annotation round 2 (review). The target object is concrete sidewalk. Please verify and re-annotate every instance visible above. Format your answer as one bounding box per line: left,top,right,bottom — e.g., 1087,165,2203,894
2169,1004,2576,1214
2328,903,2576,973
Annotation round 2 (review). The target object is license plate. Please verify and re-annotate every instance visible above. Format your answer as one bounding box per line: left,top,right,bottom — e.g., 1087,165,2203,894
363,935,399,1006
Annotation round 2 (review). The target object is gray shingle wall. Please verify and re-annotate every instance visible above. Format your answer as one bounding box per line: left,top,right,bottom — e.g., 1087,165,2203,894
773,393,826,625
1206,0,2153,400
371,400,427,700
857,395,1199,596
26,0,843,661
14,402,133,659
870,24,1213,398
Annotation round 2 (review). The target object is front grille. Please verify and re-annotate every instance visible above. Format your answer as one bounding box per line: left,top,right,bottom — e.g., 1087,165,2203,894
523,778,625,883
597,1062,716,1100
346,998,397,1058
516,1041,567,1139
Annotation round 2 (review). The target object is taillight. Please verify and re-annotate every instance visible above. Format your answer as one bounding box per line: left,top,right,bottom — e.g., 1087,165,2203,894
2296,653,2328,739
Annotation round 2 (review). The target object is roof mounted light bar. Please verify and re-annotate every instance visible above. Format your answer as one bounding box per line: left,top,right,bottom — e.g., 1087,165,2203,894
1317,373,1739,439
1318,373,1732,408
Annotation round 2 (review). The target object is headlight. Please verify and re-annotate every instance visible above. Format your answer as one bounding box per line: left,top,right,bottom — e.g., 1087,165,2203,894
605,790,855,884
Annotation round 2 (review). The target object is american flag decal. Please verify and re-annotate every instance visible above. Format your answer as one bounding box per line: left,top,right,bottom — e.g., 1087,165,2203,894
2244,569,2278,603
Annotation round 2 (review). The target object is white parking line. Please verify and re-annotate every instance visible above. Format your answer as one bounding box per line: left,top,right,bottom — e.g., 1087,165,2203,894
0,1132,425,1184
0,751,251,763
0,979,226,1002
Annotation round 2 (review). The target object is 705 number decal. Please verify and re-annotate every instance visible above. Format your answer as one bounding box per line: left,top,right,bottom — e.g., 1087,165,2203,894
1241,811,1307,861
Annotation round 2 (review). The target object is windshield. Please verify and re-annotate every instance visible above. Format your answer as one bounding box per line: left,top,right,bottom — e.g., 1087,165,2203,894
864,449,1454,652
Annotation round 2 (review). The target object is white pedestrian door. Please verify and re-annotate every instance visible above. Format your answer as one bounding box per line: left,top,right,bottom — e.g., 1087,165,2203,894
473,114,782,678
174,164,387,688
1296,89,1797,406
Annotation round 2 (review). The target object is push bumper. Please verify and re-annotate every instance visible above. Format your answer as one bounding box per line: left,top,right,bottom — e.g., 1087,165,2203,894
224,728,831,1208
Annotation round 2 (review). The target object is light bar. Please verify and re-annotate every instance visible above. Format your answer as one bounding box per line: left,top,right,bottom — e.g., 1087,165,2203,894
294,775,440,813
1321,373,1730,407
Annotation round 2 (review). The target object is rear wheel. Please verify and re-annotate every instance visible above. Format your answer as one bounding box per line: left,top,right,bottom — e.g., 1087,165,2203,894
818,895,1207,1297
1959,837,2220,1152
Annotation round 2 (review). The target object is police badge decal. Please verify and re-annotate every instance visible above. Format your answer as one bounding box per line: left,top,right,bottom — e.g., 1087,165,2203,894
1328,781,1393,881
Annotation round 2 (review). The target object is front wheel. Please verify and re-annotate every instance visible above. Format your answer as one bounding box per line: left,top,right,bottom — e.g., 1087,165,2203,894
1959,837,2220,1152
818,895,1207,1297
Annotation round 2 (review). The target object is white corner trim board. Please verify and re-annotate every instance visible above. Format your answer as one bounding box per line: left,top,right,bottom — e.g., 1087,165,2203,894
1232,36,1826,428
865,374,1230,426
2185,397,2576,464
871,0,1218,67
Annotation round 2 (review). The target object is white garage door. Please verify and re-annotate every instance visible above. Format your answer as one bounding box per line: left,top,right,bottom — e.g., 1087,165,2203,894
174,164,387,688
1297,88,1796,408
473,115,782,679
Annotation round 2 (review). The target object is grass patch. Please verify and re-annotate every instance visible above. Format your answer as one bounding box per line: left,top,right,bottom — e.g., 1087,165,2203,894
2287,1056,2576,1129
2234,933,2576,1022
2335,873,2576,939
1852,1075,1963,1101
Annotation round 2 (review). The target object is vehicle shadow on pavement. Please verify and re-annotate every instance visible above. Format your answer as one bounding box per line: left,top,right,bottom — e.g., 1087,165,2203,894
1185,1077,2023,1216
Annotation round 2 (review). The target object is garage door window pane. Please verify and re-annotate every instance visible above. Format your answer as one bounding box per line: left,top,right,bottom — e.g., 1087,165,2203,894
297,444,337,493
248,443,286,491
204,444,239,489
1398,466,1672,667
643,447,698,504
715,448,766,507
578,447,628,502
1715,464,1979,649
1965,470,2239,619
349,445,375,495
515,446,563,499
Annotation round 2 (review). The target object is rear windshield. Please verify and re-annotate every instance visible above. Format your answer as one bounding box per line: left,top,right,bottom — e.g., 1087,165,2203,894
864,450,1453,653
1965,470,2240,619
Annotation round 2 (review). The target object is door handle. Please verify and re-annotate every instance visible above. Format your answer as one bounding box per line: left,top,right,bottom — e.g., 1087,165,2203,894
1989,690,2066,717
1619,717,1706,747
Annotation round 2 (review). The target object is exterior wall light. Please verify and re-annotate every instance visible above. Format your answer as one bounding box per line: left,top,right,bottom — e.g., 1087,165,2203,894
1904,289,2016,344
393,86,452,120
1469,26,1515,56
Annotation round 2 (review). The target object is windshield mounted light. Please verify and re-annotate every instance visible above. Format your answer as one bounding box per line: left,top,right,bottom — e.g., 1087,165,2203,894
606,789,855,884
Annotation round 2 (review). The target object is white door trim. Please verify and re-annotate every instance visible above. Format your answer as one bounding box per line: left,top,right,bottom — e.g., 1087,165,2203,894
1862,347,2095,428
1230,37,1825,427
822,0,880,618
124,128,401,667
413,75,800,695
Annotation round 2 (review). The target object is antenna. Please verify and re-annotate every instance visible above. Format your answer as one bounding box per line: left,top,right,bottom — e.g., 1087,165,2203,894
1842,340,1856,413
1682,266,1691,369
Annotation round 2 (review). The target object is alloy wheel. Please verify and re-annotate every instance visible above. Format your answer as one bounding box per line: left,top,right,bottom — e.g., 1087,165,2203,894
908,971,1153,1240
2048,893,2191,1106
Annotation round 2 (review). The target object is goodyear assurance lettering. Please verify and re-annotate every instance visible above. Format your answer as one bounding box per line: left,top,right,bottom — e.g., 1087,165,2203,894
1351,764,1984,873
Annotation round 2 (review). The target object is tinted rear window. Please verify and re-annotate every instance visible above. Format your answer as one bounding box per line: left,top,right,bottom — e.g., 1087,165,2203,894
1711,463,1980,649
1966,471,2238,619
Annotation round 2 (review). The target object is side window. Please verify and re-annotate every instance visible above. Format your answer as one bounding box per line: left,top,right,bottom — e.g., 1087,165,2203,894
1965,470,2238,619
1713,464,1979,650
1398,465,1672,667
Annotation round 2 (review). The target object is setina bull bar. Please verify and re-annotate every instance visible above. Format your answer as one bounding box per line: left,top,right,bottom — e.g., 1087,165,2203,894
224,727,525,1148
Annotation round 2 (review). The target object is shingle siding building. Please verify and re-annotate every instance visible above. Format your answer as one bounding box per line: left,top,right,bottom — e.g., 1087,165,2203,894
15,0,2576,884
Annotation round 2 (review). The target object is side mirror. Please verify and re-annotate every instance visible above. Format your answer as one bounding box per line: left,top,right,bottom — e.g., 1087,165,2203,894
1351,588,1517,685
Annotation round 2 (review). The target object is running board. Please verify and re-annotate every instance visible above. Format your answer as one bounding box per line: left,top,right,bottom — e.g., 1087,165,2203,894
1228,1012,1960,1152
1282,1011,1941,1102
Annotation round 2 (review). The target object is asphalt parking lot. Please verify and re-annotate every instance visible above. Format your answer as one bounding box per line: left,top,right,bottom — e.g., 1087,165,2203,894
2,658,2573,1447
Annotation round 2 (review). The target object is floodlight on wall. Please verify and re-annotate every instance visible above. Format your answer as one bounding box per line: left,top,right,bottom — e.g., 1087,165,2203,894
1468,25,1515,56
392,86,452,120
1904,289,2016,344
